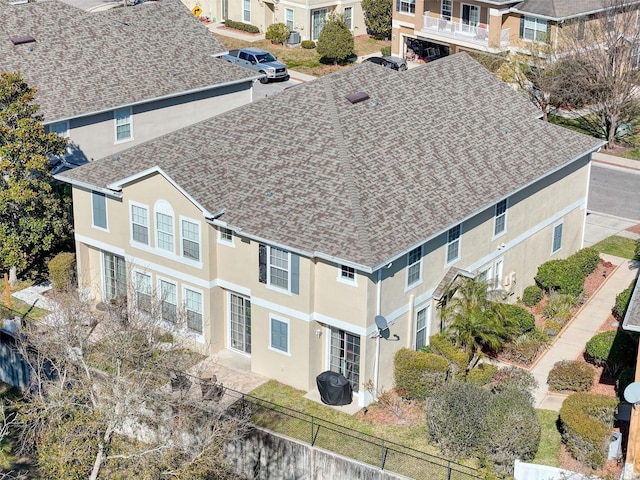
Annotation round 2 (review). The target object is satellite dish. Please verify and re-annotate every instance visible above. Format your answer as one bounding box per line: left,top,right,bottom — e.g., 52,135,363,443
624,382,640,404
375,315,390,340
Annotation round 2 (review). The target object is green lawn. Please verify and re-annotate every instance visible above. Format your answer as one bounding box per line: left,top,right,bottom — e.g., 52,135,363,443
591,235,637,259
532,409,561,467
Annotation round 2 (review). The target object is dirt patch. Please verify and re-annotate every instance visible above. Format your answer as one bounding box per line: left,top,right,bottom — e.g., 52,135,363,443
626,224,640,235
355,390,424,425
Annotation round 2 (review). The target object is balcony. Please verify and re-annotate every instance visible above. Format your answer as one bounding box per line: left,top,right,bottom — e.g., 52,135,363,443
421,13,510,49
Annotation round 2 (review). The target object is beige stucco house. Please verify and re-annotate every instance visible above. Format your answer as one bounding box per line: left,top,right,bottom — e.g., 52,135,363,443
0,0,258,169
182,0,365,42
57,53,603,407
392,0,640,62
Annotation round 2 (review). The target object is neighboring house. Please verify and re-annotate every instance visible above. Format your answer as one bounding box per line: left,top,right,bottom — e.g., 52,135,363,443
56,53,603,407
182,0,365,42
392,0,640,62
0,0,259,166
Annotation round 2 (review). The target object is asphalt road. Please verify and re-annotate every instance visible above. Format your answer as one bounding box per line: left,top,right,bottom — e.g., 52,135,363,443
588,163,640,221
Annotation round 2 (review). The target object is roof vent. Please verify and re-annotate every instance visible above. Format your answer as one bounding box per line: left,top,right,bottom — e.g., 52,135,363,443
11,35,36,45
346,91,370,104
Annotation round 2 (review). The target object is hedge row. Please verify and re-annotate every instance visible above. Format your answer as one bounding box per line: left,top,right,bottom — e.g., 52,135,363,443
224,19,260,33
394,348,448,400
559,393,617,468
585,330,636,375
48,252,76,291
613,280,636,320
548,360,594,392
500,328,549,365
522,285,543,307
429,334,468,373
535,247,601,296
502,304,535,337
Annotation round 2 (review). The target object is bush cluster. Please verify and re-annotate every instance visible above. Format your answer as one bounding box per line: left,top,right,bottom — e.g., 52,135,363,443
393,348,448,400
585,330,635,374
467,363,498,386
543,292,576,322
616,367,635,400
543,320,565,338
380,46,391,56
488,366,538,400
301,40,316,49
503,304,535,337
429,334,467,373
427,382,539,474
48,252,76,291
548,360,594,392
613,280,636,320
559,393,617,468
265,23,290,44
522,285,543,307
535,247,601,297
500,328,549,365
224,19,260,34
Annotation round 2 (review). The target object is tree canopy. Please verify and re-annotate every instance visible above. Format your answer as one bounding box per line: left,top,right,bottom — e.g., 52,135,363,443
0,72,71,282
361,0,393,39
316,13,354,65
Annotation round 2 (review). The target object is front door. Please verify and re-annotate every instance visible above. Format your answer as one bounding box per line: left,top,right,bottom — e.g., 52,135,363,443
312,9,327,41
221,0,228,20
329,328,360,392
230,293,251,354
461,4,480,34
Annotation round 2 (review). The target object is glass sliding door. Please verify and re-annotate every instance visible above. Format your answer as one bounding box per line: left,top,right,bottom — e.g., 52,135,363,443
312,9,327,41
461,4,480,34
230,293,251,354
329,328,360,392
103,252,126,301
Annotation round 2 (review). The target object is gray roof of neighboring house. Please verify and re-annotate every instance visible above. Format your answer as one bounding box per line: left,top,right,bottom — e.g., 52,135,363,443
57,53,604,269
0,0,256,123
512,0,640,20
623,280,640,331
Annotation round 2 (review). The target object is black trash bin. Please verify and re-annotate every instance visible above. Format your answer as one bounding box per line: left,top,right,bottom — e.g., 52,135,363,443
316,371,352,406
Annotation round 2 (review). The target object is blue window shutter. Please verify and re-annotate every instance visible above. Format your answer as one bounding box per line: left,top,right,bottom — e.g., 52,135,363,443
291,253,299,294
519,16,524,38
259,244,267,283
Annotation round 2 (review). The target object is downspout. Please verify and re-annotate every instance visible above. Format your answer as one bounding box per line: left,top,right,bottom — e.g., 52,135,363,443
373,268,382,399
407,294,414,348
580,159,592,248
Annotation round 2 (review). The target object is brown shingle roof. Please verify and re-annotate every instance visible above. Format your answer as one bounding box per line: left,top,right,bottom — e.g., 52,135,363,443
58,53,604,268
0,0,255,122
512,0,640,20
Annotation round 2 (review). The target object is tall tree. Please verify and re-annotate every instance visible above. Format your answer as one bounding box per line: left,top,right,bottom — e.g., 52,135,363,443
440,276,515,374
316,12,355,65
13,289,248,479
0,73,71,284
361,0,393,40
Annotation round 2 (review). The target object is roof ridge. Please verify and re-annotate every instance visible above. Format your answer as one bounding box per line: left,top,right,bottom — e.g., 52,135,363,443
322,80,374,265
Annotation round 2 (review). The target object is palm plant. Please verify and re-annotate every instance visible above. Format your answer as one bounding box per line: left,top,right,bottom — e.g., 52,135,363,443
440,276,515,375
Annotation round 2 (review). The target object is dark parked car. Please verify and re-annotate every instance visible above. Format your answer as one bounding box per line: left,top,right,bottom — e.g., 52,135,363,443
364,56,408,71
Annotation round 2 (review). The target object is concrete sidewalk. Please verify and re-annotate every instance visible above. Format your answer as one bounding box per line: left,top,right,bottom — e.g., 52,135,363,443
532,255,639,410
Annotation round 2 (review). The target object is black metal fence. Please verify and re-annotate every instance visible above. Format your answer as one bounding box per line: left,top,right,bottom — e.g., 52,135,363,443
223,387,483,480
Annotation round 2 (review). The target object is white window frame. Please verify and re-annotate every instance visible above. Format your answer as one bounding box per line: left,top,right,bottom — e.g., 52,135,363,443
243,0,250,23
441,0,452,20
154,200,174,253
180,217,201,262
158,278,178,324
285,8,294,31
415,304,431,351
91,191,108,231
494,258,504,290
183,286,204,335
493,199,508,238
477,265,493,287
552,221,563,254
130,201,149,246
343,6,353,29
229,292,251,355
522,16,548,42
267,246,291,292
337,265,357,286
398,0,415,14
133,270,152,314
48,121,69,138
446,224,461,265
311,8,327,41
114,107,133,143
269,315,290,355
406,246,423,289
218,226,234,246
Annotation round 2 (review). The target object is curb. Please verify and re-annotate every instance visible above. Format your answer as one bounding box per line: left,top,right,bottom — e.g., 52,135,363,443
593,158,640,172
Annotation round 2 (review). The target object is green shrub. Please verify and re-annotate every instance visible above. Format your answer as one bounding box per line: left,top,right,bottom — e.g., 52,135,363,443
429,333,468,373
543,320,565,338
467,363,498,386
265,22,290,44
535,259,583,297
613,280,636,320
380,46,391,56
48,252,76,291
488,366,538,400
585,330,635,374
548,360,594,392
543,292,576,322
570,247,601,277
522,285,543,307
393,348,448,400
224,19,260,33
559,393,617,468
616,367,635,400
501,328,549,366
503,304,535,337
301,40,316,49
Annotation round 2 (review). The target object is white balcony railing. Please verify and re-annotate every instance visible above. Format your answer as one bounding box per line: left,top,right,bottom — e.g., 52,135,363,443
422,13,510,48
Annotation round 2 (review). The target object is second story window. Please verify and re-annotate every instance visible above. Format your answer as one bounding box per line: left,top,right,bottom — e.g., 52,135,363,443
552,222,563,254
441,0,452,20
219,227,233,243
494,199,507,237
396,0,415,15
131,204,149,245
269,247,289,290
156,212,174,252
341,265,355,281
114,107,132,142
446,225,461,264
92,191,107,230
521,16,548,42
182,220,200,261
407,246,422,287
259,244,300,294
